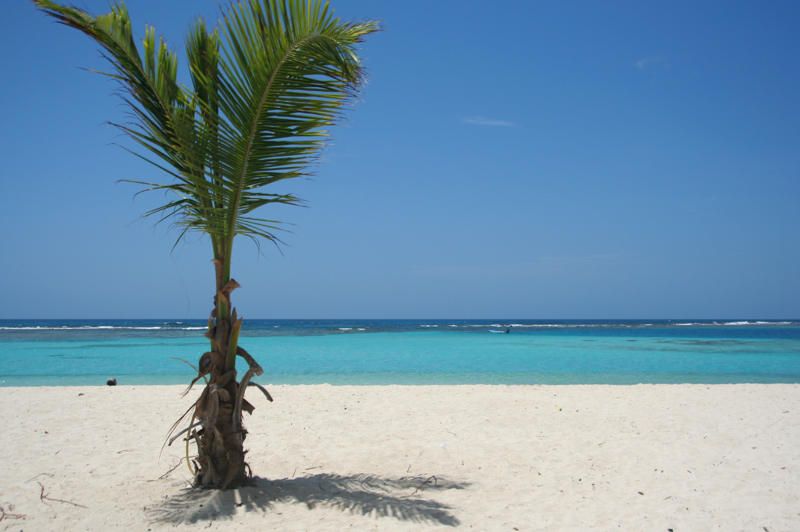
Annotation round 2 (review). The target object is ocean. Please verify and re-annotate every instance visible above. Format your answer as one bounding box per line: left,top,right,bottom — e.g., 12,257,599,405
1,319,799,386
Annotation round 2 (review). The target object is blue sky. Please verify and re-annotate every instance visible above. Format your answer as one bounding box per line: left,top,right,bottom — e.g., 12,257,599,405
2,0,799,319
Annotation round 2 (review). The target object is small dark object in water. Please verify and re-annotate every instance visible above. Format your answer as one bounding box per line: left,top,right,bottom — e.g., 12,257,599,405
107,378,117,386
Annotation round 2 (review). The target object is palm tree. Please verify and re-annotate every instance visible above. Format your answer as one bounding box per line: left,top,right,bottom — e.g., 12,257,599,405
34,0,378,489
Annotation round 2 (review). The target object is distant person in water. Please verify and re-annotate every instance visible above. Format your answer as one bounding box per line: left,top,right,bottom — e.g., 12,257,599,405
505,328,510,333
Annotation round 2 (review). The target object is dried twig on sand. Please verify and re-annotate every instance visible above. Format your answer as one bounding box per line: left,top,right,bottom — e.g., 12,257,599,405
25,472,54,483
37,482,87,508
148,458,187,482
410,475,438,497
0,505,26,522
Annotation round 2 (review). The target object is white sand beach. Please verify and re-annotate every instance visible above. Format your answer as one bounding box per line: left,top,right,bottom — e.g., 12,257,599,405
1,384,798,531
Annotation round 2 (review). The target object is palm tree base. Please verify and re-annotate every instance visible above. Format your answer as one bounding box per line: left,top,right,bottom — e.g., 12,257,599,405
181,340,267,489
193,398,249,489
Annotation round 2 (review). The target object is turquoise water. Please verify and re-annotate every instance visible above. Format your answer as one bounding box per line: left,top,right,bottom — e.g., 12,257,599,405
1,319,799,386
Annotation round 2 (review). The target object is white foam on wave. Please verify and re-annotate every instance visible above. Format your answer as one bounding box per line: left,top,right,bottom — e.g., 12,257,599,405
722,321,795,326
0,325,160,330
510,324,585,328
420,325,438,327
338,328,352,331
0,325,208,331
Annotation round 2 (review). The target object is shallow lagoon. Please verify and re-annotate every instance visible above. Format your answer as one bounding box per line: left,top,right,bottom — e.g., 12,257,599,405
1,319,798,385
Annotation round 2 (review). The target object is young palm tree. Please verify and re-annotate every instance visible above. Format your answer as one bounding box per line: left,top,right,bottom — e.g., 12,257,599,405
34,0,378,489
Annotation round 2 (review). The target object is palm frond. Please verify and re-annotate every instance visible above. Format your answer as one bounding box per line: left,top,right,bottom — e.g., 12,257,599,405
35,0,378,269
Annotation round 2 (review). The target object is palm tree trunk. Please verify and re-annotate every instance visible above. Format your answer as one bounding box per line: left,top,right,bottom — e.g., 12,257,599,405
192,256,251,489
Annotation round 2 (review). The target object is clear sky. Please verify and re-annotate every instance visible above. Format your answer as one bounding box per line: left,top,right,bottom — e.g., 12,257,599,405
2,0,799,319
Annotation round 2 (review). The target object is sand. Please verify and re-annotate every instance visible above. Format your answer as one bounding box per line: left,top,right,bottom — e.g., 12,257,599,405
1,384,798,531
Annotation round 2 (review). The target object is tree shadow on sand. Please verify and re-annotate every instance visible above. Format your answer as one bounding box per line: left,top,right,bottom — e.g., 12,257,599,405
149,473,470,526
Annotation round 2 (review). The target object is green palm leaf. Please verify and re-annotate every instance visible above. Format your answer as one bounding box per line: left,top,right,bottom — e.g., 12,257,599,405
34,0,379,489
34,0,376,271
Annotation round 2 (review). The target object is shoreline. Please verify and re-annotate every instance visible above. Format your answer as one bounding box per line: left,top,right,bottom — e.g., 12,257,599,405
2,384,798,530
5,373,800,387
